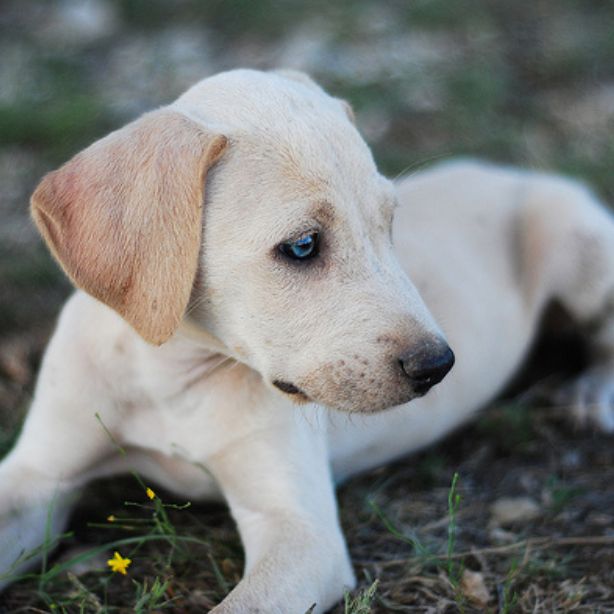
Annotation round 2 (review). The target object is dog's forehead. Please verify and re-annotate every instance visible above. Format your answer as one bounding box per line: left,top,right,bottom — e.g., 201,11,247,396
175,69,346,129
174,69,385,214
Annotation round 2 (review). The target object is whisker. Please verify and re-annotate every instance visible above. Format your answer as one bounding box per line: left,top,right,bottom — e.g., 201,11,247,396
205,355,235,375
225,360,242,372
185,293,208,318
391,152,451,184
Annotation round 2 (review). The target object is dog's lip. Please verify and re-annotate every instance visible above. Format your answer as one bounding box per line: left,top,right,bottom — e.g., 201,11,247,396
272,379,302,394
272,379,310,401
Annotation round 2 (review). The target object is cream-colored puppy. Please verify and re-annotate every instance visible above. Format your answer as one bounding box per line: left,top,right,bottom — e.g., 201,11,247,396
1,69,614,612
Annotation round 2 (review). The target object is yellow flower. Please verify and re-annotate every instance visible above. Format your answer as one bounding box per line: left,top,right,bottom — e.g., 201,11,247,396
107,515,116,522
107,551,131,575
146,487,156,500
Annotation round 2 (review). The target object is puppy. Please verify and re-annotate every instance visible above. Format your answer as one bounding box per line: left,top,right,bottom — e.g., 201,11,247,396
1,69,613,613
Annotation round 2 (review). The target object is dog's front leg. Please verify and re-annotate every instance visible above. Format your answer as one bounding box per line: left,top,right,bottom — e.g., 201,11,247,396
0,296,125,588
205,404,355,614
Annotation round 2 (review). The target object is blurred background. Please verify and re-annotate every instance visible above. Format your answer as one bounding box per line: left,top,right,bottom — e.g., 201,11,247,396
1,1,614,610
2,0,614,346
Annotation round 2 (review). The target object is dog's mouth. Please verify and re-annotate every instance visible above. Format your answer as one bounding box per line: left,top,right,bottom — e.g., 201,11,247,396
272,380,310,402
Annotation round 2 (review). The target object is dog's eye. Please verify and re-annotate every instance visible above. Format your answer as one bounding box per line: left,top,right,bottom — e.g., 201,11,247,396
279,232,319,261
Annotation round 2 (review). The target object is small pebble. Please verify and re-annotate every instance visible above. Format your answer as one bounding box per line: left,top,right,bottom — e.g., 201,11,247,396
460,569,490,607
490,496,540,526
489,526,517,544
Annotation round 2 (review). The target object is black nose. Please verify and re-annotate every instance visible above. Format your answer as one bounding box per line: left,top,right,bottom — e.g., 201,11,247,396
400,344,455,396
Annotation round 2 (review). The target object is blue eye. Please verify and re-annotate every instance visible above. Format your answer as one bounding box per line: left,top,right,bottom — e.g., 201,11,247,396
279,232,319,261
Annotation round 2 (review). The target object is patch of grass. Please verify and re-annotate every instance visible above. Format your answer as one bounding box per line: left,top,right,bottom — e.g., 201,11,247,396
368,498,435,565
555,142,614,204
363,467,604,612
0,247,64,289
446,472,462,586
499,559,520,614
415,452,448,488
133,575,175,612
344,579,379,614
369,471,466,585
0,415,238,611
476,403,537,454
544,476,584,515
114,0,351,39
445,61,509,115
0,246,69,333
523,551,572,580
402,0,493,30
537,12,614,84
1,478,217,611
0,96,114,162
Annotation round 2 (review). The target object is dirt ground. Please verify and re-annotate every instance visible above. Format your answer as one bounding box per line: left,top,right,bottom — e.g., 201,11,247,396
2,338,614,612
1,1,614,612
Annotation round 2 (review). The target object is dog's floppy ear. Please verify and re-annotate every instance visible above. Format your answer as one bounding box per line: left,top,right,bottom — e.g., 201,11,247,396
31,109,227,345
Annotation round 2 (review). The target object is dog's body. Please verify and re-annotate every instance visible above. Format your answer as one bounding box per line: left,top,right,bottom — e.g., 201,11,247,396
2,69,614,612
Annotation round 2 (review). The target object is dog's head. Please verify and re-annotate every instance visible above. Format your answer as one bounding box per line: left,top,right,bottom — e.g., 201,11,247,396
31,69,453,413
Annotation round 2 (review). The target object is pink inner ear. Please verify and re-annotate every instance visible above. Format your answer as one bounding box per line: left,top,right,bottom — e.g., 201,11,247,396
31,110,228,346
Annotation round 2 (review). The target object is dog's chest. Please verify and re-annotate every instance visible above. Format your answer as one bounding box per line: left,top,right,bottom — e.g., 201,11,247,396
113,337,272,471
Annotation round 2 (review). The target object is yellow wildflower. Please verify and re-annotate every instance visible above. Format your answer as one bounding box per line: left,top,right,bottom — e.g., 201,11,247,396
107,551,131,575
146,487,156,500
107,514,115,522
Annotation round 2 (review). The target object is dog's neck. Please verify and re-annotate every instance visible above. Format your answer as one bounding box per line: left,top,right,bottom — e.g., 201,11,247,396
178,316,232,356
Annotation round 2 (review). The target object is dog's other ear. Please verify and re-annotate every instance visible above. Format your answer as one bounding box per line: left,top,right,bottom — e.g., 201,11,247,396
31,109,228,345
273,68,321,89
336,99,355,124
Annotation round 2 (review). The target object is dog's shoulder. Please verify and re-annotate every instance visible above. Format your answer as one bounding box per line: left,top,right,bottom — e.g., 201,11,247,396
44,291,157,401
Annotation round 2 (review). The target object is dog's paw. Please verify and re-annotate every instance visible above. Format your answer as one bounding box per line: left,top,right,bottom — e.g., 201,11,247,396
557,366,614,433
0,499,71,591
